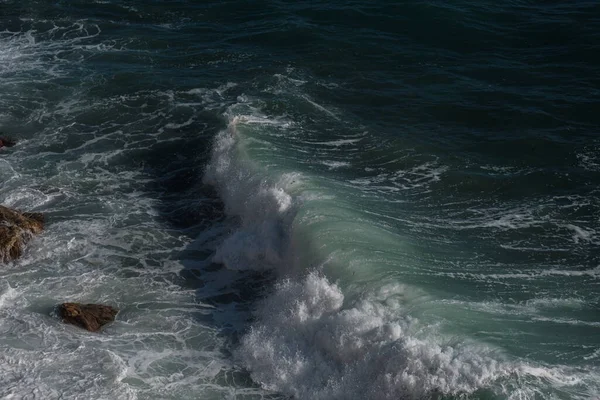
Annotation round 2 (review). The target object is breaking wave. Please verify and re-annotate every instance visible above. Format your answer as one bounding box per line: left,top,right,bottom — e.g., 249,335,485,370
203,103,600,399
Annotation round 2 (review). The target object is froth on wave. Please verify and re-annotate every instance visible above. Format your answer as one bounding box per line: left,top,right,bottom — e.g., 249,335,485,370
237,272,512,399
203,114,299,272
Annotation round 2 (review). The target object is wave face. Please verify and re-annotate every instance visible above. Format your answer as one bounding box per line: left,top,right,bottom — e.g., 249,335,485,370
2,0,600,399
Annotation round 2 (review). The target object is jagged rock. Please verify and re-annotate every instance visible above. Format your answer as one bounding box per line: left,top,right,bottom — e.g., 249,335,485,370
0,205,44,263
58,303,118,332
0,136,16,148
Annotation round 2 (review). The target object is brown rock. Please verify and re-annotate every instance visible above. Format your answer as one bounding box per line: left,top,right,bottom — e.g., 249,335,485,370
58,303,118,332
0,205,45,263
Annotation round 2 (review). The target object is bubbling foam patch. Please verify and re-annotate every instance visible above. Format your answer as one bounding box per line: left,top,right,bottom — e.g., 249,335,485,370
237,272,512,400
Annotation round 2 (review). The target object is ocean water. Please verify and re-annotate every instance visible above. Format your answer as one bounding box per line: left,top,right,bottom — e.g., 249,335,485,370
0,1,599,399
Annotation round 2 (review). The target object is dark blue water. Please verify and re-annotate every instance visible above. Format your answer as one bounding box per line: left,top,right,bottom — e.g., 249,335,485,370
1,1,599,399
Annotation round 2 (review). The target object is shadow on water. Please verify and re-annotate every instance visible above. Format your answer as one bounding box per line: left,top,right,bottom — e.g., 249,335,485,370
137,112,282,397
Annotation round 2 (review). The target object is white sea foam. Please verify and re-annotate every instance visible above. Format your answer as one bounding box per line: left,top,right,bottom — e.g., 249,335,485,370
186,82,238,110
0,22,109,77
311,138,362,146
237,272,513,399
440,296,587,314
320,160,351,169
301,95,341,120
348,161,447,192
563,224,598,244
442,266,600,282
577,145,600,171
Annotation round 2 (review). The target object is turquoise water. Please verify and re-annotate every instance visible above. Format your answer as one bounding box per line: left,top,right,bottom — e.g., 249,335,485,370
0,1,599,399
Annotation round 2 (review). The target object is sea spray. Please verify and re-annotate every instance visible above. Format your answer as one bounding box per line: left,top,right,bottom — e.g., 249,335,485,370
237,272,515,399
203,115,299,272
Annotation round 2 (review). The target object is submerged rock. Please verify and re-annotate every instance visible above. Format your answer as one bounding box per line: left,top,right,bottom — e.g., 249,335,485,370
58,303,118,332
0,136,16,148
0,205,44,263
